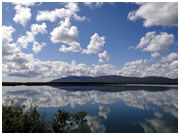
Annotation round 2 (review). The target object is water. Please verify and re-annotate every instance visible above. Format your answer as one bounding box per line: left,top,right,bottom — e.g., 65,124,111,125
2,85,178,133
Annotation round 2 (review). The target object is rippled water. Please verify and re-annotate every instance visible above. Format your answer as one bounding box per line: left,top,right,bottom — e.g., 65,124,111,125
2,85,178,133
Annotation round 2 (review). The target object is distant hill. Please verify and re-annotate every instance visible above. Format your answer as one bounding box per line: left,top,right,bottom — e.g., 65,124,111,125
51,75,178,85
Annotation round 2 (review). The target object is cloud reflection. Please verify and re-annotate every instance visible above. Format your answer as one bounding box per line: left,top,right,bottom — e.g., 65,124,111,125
98,106,110,119
139,118,177,133
85,115,106,133
2,86,177,119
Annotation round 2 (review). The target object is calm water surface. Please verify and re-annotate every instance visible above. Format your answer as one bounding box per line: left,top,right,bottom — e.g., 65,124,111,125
2,85,178,133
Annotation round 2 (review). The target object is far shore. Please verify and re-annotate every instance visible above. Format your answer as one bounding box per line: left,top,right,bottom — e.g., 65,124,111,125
2,82,178,86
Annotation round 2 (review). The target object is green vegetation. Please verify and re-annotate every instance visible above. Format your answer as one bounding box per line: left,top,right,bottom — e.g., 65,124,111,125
2,102,87,133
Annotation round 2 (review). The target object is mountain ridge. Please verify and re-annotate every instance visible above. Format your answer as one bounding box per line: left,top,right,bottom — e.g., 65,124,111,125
51,75,178,85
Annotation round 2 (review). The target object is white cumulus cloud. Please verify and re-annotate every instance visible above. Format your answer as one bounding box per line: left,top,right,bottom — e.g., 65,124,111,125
59,42,82,53
11,2,36,6
160,52,178,63
32,42,46,54
17,31,35,48
17,23,47,49
151,52,160,58
119,59,147,77
31,23,47,35
2,25,20,59
136,31,174,52
50,25,79,44
13,4,32,26
36,2,86,22
128,2,178,27
50,17,82,53
82,33,105,54
84,2,103,8
2,25,15,45
98,50,110,63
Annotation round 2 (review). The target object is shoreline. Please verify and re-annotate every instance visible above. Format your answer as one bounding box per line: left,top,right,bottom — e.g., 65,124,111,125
2,82,178,86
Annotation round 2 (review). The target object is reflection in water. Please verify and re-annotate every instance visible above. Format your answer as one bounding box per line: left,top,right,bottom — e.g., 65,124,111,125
139,118,177,133
98,106,111,119
3,86,177,117
2,85,178,133
85,115,106,133
154,112,163,118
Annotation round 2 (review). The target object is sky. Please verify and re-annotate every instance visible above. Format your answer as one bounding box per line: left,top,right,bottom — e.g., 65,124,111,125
2,2,178,82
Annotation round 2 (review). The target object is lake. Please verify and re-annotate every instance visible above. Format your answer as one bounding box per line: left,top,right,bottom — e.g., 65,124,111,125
2,85,178,133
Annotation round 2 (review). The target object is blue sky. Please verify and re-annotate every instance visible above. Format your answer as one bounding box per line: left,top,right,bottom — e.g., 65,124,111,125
2,2,178,81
